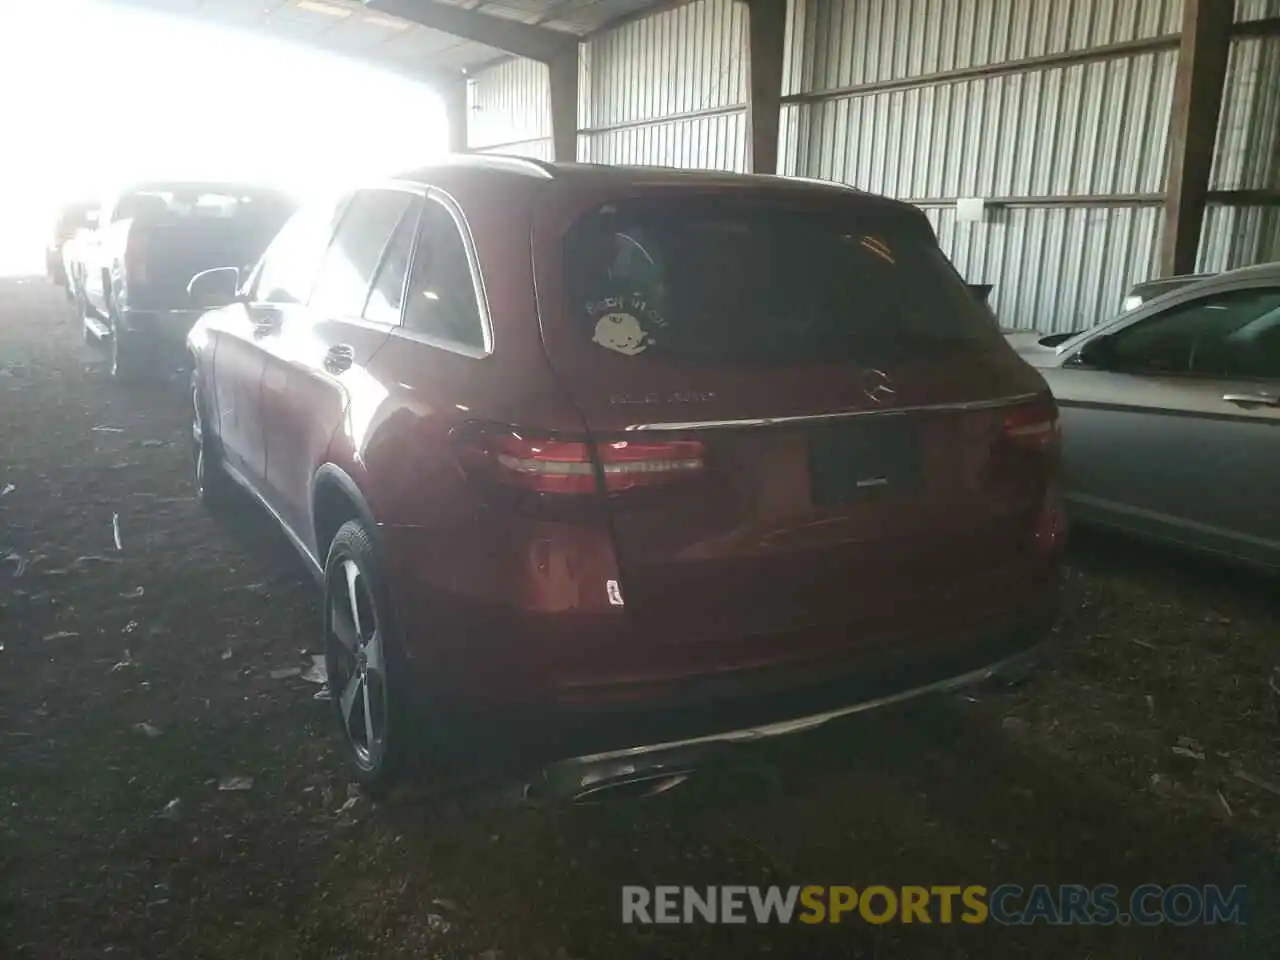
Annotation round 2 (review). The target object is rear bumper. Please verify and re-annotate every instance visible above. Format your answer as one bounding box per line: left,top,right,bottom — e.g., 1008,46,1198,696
495,599,1056,766
535,637,1044,799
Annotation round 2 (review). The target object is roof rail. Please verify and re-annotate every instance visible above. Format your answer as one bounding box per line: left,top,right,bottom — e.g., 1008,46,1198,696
444,153,557,179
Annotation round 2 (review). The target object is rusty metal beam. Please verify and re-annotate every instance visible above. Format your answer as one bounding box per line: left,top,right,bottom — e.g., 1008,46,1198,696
1161,0,1233,277
548,47,579,162
745,0,786,175
365,0,575,62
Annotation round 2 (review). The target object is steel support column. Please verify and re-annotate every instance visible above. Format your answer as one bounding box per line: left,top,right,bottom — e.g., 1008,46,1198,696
439,76,469,153
745,0,786,175
548,47,579,163
1161,0,1233,276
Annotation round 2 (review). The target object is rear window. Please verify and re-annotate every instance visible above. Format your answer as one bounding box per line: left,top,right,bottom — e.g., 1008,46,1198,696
564,198,997,365
113,189,294,225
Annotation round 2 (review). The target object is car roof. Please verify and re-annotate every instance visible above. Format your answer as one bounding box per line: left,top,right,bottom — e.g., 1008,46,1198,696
393,154,923,217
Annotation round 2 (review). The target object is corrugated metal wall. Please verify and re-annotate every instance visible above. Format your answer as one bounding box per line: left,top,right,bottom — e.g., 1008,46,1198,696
782,0,1183,332
465,0,747,169
463,0,1278,331
466,56,553,160
579,0,748,169
1199,13,1280,271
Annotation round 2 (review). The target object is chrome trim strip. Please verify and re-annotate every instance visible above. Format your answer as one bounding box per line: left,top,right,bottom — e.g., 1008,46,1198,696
561,646,1038,767
622,393,1041,431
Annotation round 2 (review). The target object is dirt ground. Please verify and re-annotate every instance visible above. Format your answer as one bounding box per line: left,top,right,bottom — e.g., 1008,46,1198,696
1,277,1277,960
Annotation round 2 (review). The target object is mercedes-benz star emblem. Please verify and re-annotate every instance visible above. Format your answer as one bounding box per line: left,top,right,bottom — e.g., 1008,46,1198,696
860,368,897,405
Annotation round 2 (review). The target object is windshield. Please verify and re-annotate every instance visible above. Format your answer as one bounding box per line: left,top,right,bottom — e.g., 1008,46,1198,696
565,197,997,366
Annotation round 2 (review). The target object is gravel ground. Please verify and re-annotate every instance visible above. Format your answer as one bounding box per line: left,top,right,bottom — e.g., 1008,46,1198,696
1,277,1277,959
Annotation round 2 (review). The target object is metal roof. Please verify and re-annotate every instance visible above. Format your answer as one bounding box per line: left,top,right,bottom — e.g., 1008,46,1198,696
101,0,660,84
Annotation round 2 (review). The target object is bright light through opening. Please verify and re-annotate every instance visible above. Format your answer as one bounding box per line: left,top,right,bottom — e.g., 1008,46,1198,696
0,0,447,276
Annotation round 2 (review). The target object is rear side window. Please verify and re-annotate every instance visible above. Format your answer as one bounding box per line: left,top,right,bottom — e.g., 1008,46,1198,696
402,199,486,351
564,198,996,365
363,200,421,326
311,189,414,318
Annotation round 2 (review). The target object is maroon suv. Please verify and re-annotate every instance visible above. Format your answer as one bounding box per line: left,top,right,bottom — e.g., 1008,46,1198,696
186,158,1064,793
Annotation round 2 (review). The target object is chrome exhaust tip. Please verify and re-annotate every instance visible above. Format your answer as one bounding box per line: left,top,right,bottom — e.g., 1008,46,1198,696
571,771,692,804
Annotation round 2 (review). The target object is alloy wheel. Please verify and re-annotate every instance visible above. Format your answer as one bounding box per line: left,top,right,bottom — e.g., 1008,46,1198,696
327,559,388,771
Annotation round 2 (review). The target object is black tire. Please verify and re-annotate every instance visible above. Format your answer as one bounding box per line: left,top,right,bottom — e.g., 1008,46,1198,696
323,520,421,795
191,374,235,509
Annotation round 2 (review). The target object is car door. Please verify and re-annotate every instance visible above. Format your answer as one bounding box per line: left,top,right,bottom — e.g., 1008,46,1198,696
1045,284,1280,565
256,188,418,551
214,200,342,485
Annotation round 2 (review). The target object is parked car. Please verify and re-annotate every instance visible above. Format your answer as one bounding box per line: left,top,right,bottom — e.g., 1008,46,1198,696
1009,262,1279,570
1122,272,1215,312
81,181,296,380
187,158,1065,792
63,218,99,309
45,201,97,289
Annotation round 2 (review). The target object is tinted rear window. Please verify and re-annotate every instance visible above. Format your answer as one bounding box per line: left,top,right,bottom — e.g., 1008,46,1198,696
114,189,294,225
564,198,996,365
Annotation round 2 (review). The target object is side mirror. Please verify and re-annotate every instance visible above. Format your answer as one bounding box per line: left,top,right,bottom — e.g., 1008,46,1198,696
188,267,241,309
84,210,99,227
1075,334,1116,369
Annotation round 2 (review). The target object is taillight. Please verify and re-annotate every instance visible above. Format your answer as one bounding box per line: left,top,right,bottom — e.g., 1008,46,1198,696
124,233,147,284
1002,397,1059,455
454,425,705,496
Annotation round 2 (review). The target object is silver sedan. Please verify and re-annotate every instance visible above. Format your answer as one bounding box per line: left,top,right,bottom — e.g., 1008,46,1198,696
1009,262,1280,570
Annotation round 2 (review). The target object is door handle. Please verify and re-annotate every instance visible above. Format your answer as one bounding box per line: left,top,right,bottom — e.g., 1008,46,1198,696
324,344,354,374
1222,392,1279,409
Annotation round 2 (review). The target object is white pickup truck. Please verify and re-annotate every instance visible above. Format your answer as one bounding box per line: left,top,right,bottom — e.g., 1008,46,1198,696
80,182,295,381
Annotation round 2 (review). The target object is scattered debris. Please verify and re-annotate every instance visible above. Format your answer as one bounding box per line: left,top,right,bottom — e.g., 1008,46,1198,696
218,776,254,792
1149,773,1174,798
337,783,362,814
72,555,120,567
112,513,122,552
432,898,461,914
1130,637,1158,651
240,582,270,595
123,621,139,634
42,631,80,641
1000,716,1030,740
221,649,233,660
91,425,125,433
133,722,162,738
1144,694,1155,714
313,686,332,701
424,914,453,935
4,551,27,578
1,483,14,497
120,586,145,599
1217,790,1233,818
269,666,302,680
155,799,182,821
300,655,327,685
110,651,135,673
140,440,167,448
1234,769,1280,799
1172,736,1205,761
1270,668,1279,697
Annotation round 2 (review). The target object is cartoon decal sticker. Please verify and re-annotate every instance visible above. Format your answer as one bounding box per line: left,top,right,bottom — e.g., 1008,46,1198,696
586,292,667,358
592,313,650,355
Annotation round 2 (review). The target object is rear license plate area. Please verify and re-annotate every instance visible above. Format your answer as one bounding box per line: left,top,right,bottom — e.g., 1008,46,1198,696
808,418,922,504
